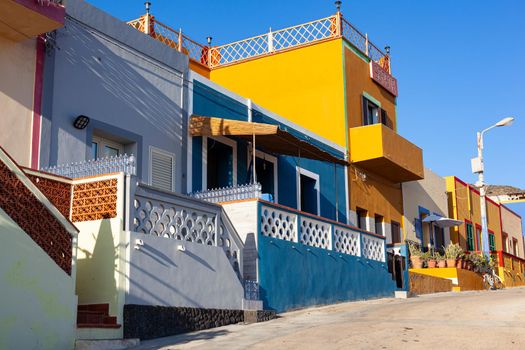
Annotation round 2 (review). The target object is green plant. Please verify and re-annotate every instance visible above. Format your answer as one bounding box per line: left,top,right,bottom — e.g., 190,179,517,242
421,251,432,262
435,252,446,261
408,241,422,257
444,243,463,260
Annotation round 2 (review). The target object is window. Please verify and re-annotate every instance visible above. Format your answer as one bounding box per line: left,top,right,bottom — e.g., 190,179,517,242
150,147,175,192
92,136,124,160
434,226,445,250
362,96,391,127
502,233,509,253
391,221,402,244
466,223,474,251
356,207,367,230
475,226,482,251
513,238,519,256
375,214,384,236
296,167,320,216
488,232,496,252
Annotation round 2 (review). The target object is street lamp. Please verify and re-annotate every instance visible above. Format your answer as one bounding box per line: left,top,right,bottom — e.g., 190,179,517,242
472,117,515,256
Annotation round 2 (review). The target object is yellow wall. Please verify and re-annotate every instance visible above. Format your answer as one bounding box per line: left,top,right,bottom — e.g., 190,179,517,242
210,39,346,147
0,36,36,167
446,176,502,251
501,206,524,258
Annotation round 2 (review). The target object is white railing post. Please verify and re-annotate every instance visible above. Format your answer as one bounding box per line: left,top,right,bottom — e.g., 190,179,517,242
365,33,369,56
268,27,274,53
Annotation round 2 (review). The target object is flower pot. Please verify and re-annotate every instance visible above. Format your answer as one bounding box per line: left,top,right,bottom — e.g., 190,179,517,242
410,256,423,269
437,260,447,268
427,259,437,268
447,259,457,268
456,259,463,269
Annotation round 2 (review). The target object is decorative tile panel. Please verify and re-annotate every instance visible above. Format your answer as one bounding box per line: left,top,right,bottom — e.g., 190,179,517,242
27,174,72,218
0,162,72,275
300,217,331,249
334,227,360,256
362,234,385,262
370,61,398,97
260,205,298,242
72,179,118,222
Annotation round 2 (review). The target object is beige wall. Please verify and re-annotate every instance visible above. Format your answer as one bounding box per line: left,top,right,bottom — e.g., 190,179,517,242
0,208,76,350
74,174,127,340
501,206,524,258
0,36,36,167
403,168,449,245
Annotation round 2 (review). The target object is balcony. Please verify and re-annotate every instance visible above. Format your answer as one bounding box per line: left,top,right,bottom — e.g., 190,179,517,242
350,124,424,183
0,0,65,41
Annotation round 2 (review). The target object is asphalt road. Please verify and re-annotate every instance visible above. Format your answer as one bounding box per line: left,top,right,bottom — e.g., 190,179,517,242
132,287,525,350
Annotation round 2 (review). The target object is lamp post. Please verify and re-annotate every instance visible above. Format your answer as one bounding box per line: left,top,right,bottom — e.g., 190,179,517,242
472,117,514,256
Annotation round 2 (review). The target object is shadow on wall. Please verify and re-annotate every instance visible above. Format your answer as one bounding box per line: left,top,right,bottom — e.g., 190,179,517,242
49,19,185,162
76,219,118,307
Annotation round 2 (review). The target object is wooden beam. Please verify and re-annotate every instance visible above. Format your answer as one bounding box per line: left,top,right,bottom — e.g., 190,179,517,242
189,115,278,136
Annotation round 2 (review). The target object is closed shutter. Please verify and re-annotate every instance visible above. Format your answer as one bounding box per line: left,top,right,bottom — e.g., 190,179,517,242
151,148,174,191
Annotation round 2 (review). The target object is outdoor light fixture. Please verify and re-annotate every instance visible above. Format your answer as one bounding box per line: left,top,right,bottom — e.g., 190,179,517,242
335,1,342,12
385,45,391,55
73,115,90,129
144,1,151,14
472,116,516,256
495,117,514,127
206,36,212,46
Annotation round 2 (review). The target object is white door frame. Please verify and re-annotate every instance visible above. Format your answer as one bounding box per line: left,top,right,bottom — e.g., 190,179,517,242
296,166,320,215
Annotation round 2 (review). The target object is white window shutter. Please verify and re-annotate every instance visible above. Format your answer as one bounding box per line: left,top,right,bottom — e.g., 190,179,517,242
151,148,174,191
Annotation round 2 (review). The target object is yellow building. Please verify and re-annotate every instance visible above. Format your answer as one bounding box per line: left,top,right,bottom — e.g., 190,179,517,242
446,176,525,287
128,8,424,243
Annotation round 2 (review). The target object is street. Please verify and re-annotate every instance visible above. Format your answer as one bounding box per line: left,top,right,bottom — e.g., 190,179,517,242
132,288,525,350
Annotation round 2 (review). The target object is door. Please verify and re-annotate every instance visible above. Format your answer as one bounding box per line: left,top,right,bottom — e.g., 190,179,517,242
207,139,233,189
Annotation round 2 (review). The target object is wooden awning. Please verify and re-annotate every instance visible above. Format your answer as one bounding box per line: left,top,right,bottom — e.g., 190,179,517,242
190,115,348,165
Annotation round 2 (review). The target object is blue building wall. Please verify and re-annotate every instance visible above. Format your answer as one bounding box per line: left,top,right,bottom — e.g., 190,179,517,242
258,233,397,313
191,81,347,222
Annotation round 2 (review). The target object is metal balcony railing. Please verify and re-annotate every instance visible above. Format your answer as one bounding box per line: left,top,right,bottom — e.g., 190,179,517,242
41,154,136,179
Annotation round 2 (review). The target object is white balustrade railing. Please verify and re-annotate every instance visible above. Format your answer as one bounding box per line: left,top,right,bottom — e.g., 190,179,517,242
191,183,262,204
41,154,136,178
134,184,244,277
260,203,385,262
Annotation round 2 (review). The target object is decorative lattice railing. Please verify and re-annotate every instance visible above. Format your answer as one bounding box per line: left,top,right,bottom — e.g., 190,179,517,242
260,203,385,262
190,183,262,204
41,154,136,179
133,184,244,277
127,13,391,74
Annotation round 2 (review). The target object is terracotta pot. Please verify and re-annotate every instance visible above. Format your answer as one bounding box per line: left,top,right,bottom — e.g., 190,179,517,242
437,260,446,268
427,259,437,268
410,256,423,269
447,259,457,268
455,259,463,269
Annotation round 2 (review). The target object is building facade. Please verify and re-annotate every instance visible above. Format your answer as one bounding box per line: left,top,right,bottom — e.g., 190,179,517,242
403,168,450,249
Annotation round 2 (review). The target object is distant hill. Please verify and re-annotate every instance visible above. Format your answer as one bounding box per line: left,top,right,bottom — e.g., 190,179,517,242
486,184,525,196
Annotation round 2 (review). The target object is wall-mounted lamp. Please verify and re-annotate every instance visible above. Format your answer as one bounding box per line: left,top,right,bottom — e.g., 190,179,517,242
73,115,90,129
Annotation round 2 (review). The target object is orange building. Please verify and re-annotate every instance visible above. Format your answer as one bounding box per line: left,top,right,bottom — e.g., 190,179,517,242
446,176,525,287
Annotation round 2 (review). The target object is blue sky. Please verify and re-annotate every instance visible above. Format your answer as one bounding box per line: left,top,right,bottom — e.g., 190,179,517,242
86,0,525,216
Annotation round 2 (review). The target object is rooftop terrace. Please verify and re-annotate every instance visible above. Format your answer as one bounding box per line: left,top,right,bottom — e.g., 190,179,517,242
127,9,393,76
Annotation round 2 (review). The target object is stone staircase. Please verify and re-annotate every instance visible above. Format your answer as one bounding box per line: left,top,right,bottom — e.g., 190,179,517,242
77,304,121,329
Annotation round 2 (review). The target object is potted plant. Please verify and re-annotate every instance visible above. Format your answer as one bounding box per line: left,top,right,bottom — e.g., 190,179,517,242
426,252,437,268
436,252,447,268
444,243,463,268
408,241,424,269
